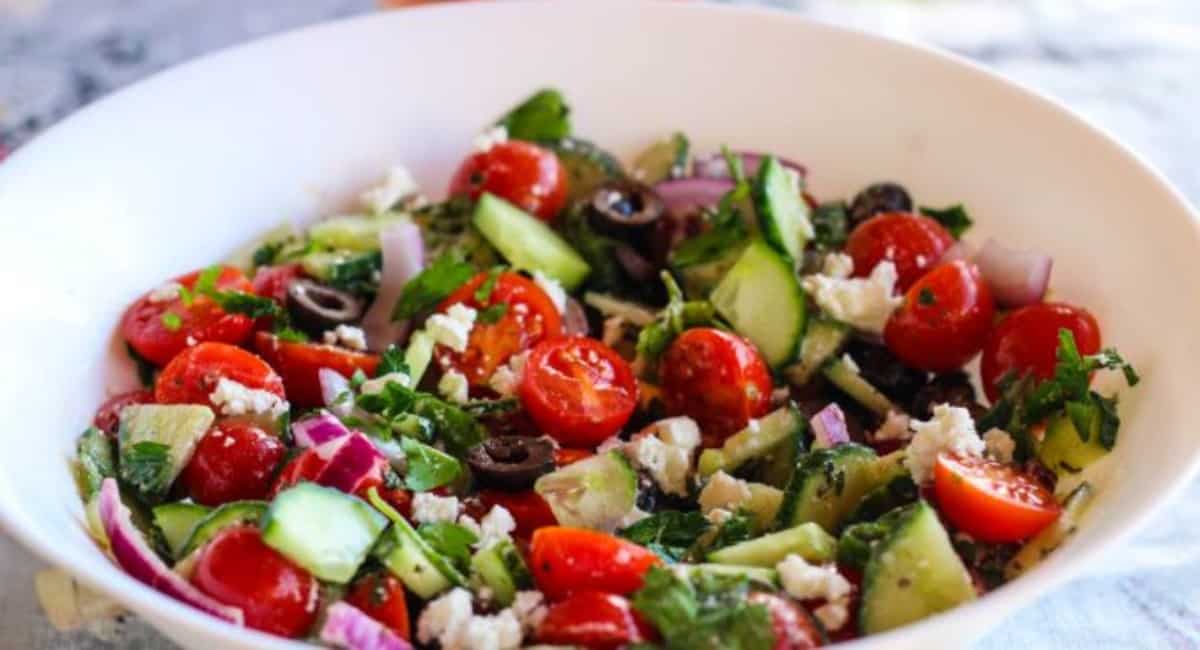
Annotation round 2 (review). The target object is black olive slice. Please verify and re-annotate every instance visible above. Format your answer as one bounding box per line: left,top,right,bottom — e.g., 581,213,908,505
466,436,555,491
286,278,365,335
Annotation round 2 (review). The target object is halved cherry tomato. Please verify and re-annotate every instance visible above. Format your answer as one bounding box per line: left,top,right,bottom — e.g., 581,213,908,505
519,337,638,447
746,592,823,650
435,271,563,390
448,141,568,222
884,260,995,372
933,453,1061,543
659,328,773,447
345,571,411,640
845,212,954,291
190,526,319,638
536,591,654,649
254,332,379,408
980,302,1101,401
180,421,286,506
475,489,557,539
271,447,328,497
121,266,256,366
529,527,661,600
270,442,390,500
154,342,285,407
553,447,594,467
92,389,154,435
251,263,305,305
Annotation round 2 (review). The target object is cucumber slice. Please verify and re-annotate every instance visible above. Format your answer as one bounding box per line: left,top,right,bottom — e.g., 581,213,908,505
178,500,267,559
309,214,408,252
759,427,806,490
698,405,805,478
299,250,349,280
679,563,779,587
368,489,462,598
631,132,689,184
152,501,211,560
744,483,785,531
118,404,215,500
74,427,116,501
753,156,812,262
785,319,851,386
1038,412,1109,477
473,193,590,291
823,358,897,417
549,138,624,204
845,473,918,527
709,239,806,367
535,450,638,532
470,538,532,606
260,483,387,584
777,444,887,534
707,522,836,567
404,331,436,388
674,242,747,300
859,501,976,634
1005,482,1095,579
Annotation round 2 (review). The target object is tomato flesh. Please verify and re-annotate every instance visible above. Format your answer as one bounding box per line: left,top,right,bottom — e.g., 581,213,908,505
884,260,995,372
529,526,661,601
536,591,653,649
519,337,638,447
93,389,154,435
553,447,594,467
933,453,1061,543
251,263,305,305
154,342,285,408
981,302,1101,401
447,141,568,222
845,212,954,291
180,421,286,506
254,332,379,408
345,571,411,640
746,592,823,650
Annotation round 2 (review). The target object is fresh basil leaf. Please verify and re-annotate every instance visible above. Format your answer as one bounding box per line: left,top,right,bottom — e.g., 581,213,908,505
402,437,462,492
391,253,476,321
497,88,572,142
920,204,973,239
418,521,478,571
631,566,773,650
618,510,711,562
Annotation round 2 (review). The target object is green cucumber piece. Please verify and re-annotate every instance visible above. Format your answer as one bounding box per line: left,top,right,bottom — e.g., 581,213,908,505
118,404,215,500
674,241,747,300
404,331,436,388
823,358,897,417
709,239,806,367
178,500,267,559
74,427,116,501
470,538,532,606
759,427,806,490
309,214,407,252
859,501,976,634
548,137,624,204
845,473,919,527
152,502,211,560
744,483,785,532
1038,411,1109,477
299,250,350,280
679,563,779,587
473,193,590,290
260,483,387,584
631,132,689,184
785,319,851,386
1005,482,1095,579
777,444,885,534
752,156,812,262
707,522,836,567
535,450,638,531
698,405,805,477
368,489,461,598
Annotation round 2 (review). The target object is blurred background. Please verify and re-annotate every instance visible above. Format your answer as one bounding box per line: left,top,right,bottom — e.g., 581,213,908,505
1,1,1198,648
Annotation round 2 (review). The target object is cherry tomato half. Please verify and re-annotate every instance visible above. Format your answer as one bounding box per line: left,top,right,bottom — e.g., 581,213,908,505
190,526,319,638
92,389,154,436
154,342,285,408
933,453,1061,543
180,421,286,506
980,302,1101,402
746,592,823,650
251,263,305,306
270,442,391,500
475,489,558,540
884,260,995,373
254,332,379,408
536,591,653,649
345,571,411,640
659,328,773,447
519,337,638,447
845,212,954,292
121,266,256,366
448,141,568,222
529,526,661,601
553,447,594,467
435,271,563,391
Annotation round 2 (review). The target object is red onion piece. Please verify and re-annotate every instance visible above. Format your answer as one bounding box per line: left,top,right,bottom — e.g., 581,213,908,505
653,177,734,219
974,238,1053,308
361,221,424,352
692,151,807,180
562,297,590,336
320,602,413,650
314,432,389,495
97,479,244,625
810,404,850,449
293,409,351,448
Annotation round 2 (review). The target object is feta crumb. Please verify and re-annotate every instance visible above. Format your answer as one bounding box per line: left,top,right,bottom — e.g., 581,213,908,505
776,554,852,602
653,416,701,450
208,378,288,419
983,428,1016,464
814,600,850,631
706,508,734,525
457,514,482,537
478,505,516,549
840,353,860,374
801,260,902,334
698,471,752,515
473,125,509,153
625,434,692,497
822,253,854,279
147,281,183,303
360,371,411,395
904,404,985,484
322,324,367,351
438,369,470,404
488,351,528,398
532,271,567,314
412,492,461,524
602,316,627,347
360,165,420,214
511,591,547,633
873,410,912,442
426,304,478,353
417,588,473,647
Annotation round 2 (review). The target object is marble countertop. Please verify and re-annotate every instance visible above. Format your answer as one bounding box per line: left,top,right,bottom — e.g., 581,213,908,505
2,1,1198,648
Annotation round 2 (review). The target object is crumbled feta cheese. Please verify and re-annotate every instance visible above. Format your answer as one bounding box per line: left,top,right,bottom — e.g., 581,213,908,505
904,404,985,484
983,428,1016,464
426,304,478,353
532,271,567,314
360,165,420,214
873,410,912,442
698,471,752,515
814,600,850,631
473,125,509,153
147,281,182,303
626,434,692,497
438,369,470,404
706,508,733,525
801,260,902,334
360,371,411,395
511,591,547,634
417,588,523,650
776,554,852,602
208,378,289,419
412,493,461,524
822,253,854,279
488,351,528,398
475,506,516,549
460,609,521,650
457,514,482,537
783,168,816,239
322,324,367,351
840,353,860,374
652,416,702,450
601,316,627,347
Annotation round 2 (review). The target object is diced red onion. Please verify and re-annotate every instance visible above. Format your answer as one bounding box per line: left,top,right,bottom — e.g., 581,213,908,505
320,602,413,650
939,240,974,264
653,177,734,219
692,151,807,180
562,297,590,336
974,238,1053,308
810,404,850,449
293,409,352,448
314,432,389,495
97,479,244,625
361,220,424,352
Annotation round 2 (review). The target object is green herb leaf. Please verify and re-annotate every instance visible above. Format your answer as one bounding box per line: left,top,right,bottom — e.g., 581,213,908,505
631,566,774,650
418,521,478,571
160,312,182,331
618,510,711,562
918,287,936,306
705,509,755,552
919,204,973,239
275,327,309,343
378,345,410,377
474,266,505,303
497,88,572,142
210,291,284,320
327,251,383,296
477,303,509,325
811,201,850,250
391,253,476,321
670,214,749,269
74,427,116,500
460,398,520,418
356,379,485,456
635,272,719,370
119,441,172,498
252,240,287,267
401,437,463,492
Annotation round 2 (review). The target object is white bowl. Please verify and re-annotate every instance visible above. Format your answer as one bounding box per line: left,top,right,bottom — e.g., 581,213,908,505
1,2,1197,648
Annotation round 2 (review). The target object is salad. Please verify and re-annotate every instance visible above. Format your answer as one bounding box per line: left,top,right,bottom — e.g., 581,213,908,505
73,89,1140,649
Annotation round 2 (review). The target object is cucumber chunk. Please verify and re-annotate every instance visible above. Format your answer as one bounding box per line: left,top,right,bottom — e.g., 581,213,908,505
470,538,532,606
1005,482,1095,579
535,450,638,532
1038,412,1109,477
709,239,806,367
631,133,690,184
309,214,408,252
859,501,976,634
473,193,590,290
152,501,211,560
823,358,897,417
549,137,624,204
707,522,836,567
698,405,805,478
260,483,387,584
785,319,851,386
118,404,215,500
743,483,785,532
777,444,887,534
753,156,812,262
74,427,116,501
759,427,806,490
679,563,779,587
178,500,267,559
404,331,436,388
368,489,461,598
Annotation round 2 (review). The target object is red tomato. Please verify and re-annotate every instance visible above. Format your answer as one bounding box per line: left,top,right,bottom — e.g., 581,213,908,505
190,526,319,638
845,212,955,291
980,302,1101,401
476,489,558,539
553,448,594,467
746,592,823,650
345,571,411,640
254,332,379,408
92,389,154,435
529,527,661,600
251,263,305,305
435,271,563,389
180,422,286,506
270,443,394,503
271,447,328,497
154,342,285,408
536,591,653,649
933,453,1061,543
120,266,256,366
519,337,638,447
659,328,773,447
447,141,568,221
884,260,995,372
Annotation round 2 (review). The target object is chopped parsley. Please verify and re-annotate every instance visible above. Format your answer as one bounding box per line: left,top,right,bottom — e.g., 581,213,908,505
275,327,309,343
327,251,383,296
390,253,476,321
160,312,182,331
919,204,973,239
119,441,172,498
635,272,720,371
417,521,478,572
618,510,711,562
631,566,774,650
401,437,462,492
810,201,850,250
473,266,505,303
356,379,485,455
377,344,410,377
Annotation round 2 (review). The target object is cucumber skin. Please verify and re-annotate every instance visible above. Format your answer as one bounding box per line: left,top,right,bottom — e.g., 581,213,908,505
1005,482,1094,579
707,522,836,567
549,138,624,204
259,484,388,584
178,501,267,559
752,156,809,262
473,193,591,291
776,444,880,534
535,450,638,532
1037,413,1109,477
785,319,851,387
822,359,897,417
377,527,454,599
709,239,807,368
700,405,805,478
152,502,212,560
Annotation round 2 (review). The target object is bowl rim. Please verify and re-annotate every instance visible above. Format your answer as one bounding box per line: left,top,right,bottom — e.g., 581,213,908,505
3,1,1198,647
